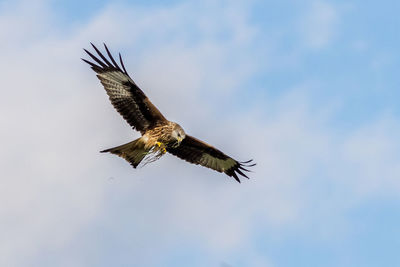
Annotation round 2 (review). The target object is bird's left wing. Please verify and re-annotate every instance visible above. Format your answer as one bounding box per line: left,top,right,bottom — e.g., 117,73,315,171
167,135,255,183
82,43,167,134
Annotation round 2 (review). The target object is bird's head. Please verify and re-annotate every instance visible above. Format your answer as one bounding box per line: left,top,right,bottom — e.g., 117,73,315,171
171,123,186,146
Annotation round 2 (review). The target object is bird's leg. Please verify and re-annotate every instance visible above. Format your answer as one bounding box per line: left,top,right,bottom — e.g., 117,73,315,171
155,141,167,154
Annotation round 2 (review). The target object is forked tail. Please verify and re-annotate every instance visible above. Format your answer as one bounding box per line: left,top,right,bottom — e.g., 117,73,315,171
101,138,148,168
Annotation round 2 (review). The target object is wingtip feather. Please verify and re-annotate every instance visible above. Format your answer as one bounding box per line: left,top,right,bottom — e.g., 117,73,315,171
232,172,241,183
236,168,249,179
119,53,128,74
103,43,120,70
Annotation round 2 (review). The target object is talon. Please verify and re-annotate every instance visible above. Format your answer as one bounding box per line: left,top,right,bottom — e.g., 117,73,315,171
155,141,166,154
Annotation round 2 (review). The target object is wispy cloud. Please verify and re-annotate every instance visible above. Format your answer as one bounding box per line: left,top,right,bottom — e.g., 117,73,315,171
1,0,400,266
299,1,339,49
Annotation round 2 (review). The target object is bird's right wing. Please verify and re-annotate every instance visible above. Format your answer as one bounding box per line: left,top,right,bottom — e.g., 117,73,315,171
167,135,255,183
82,43,167,134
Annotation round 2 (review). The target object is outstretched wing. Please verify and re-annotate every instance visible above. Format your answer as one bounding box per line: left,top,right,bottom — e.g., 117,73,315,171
82,43,166,134
167,135,255,183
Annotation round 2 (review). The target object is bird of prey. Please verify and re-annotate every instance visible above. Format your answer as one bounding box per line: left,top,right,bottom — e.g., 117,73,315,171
82,43,255,182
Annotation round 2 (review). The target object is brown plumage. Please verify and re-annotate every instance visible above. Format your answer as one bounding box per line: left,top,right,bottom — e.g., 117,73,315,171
83,43,255,182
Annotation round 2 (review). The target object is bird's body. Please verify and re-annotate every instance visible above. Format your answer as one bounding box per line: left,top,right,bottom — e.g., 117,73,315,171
143,121,185,149
101,120,185,167
83,43,254,182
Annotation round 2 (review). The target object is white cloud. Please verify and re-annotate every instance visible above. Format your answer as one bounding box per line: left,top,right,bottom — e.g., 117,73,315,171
339,116,400,195
1,1,400,266
0,1,262,266
299,1,339,49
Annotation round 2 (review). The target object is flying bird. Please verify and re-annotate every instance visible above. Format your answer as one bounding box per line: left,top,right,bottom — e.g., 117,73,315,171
82,43,255,182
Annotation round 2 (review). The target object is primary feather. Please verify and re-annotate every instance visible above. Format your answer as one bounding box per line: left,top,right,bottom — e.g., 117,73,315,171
82,43,166,133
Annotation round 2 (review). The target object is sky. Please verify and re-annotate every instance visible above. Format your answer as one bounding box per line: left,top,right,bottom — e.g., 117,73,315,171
1,0,400,266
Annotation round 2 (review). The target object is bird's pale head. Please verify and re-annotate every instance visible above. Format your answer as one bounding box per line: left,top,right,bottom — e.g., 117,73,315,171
171,123,186,146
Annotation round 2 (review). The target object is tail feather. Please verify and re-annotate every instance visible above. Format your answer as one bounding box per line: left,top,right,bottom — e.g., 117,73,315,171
101,138,148,168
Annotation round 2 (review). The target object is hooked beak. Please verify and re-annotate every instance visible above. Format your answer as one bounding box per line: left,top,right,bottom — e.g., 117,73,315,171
171,137,182,148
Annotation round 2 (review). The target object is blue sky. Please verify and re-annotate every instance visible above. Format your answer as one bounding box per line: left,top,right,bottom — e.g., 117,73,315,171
1,0,400,266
